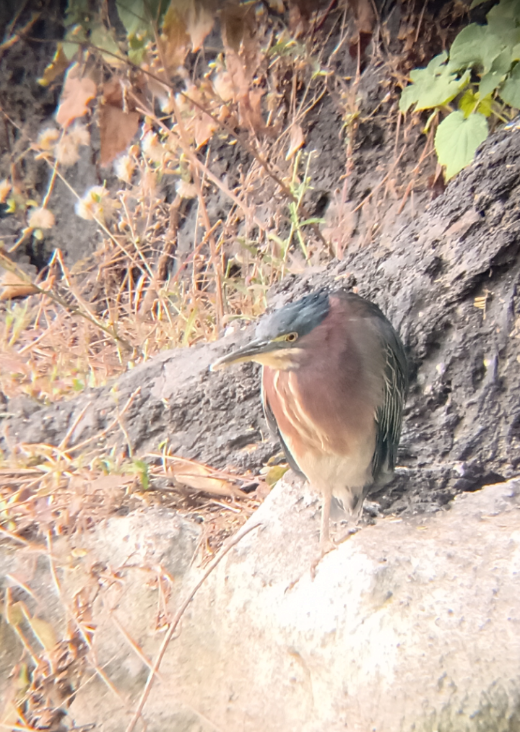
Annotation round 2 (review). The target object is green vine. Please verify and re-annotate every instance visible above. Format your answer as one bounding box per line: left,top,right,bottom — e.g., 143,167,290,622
400,0,520,179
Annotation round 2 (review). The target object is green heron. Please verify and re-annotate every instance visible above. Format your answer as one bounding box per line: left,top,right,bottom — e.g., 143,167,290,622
211,290,408,553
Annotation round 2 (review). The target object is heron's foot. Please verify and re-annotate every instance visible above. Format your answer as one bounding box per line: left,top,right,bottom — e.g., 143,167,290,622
334,524,360,545
319,536,337,555
310,537,337,579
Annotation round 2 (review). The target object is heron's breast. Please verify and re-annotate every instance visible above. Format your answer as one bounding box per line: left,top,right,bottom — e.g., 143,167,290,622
263,366,377,460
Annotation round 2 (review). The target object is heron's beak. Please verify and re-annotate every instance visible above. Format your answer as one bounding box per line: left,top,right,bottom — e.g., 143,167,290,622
210,339,275,371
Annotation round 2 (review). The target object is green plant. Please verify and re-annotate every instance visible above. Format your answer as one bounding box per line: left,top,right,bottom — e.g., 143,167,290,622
39,0,171,84
267,151,324,272
400,0,520,179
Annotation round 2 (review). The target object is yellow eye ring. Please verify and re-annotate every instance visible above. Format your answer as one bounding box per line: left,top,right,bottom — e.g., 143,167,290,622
285,332,298,342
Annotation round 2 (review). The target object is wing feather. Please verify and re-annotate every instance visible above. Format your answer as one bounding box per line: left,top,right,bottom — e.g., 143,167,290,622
371,320,408,482
261,378,305,477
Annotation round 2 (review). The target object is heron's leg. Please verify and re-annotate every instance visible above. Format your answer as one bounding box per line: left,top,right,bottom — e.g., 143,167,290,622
309,490,336,579
335,493,366,544
319,487,335,555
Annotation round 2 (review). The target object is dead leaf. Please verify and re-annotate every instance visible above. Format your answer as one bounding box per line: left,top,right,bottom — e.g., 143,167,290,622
102,77,133,109
166,457,241,497
265,464,289,486
0,272,38,300
89,474,133,492
213,70,234,102
349,0,375,35
27,615,57,652
193,111,218,148
0,178,12,203
186,4,214,52
223,10,265,136
286,123,305,160
288,0,311,36
245,87,265,131
225,4,259,78
38,44,70,87
99,78,141,166
221,2,250,52
99,104,140,166
288,0,313,20
225,51,266,134
225,49,247,100
161,3,190,71
56,63,97,128
0,353,31,375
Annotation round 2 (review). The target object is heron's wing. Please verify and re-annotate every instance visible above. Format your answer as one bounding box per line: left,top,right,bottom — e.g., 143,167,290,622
261,380,305,478
372,319,409,482
330,289,408,483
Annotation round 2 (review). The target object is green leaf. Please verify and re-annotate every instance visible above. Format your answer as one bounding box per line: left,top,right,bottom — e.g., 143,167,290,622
479,71,504,99
414,69,470,111
423,109,439,133
399,83,420,113
423,50,448,72
65,0,90,27
265,465,288,487
128,33,150,65
435,110,488,180
459,89,495,119
449,24,506,74
117,0,146,36
487,0,520,24
477,93,493,117
479,48,512,97
500,62,520,107
63,24,87,59
130,459,150,490
459,88,479,117
90,24,122,63
400,54,470,113
485,1,520,47
400,52,448,112
116,0,168,37
299,217,325,226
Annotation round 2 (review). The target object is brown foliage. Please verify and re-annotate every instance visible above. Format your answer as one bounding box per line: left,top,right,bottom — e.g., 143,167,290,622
55,63,97,128
99,78,141,166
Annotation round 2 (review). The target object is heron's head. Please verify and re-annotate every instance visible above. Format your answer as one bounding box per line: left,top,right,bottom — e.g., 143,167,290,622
211,291,331,372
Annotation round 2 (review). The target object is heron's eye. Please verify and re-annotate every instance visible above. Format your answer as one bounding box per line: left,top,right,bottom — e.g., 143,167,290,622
285,332,298,342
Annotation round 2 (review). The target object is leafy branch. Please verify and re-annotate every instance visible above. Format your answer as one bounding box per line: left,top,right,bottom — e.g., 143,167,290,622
400,0,520,179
